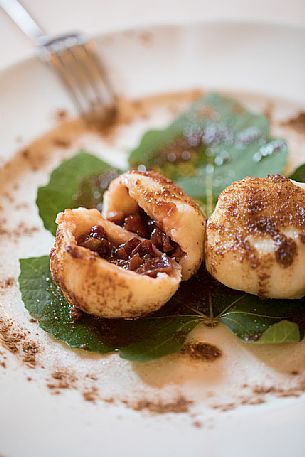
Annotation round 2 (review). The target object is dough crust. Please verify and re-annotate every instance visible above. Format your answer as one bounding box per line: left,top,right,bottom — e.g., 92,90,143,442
206,176,305,299
103,170,206,280
50,208,181,318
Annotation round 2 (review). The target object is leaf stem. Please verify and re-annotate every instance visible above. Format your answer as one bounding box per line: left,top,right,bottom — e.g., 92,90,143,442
217,294,247,318
185,304,209,320
208,289,215,325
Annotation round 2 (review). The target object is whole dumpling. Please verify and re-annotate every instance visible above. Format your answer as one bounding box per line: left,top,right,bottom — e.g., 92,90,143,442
206,175,305,299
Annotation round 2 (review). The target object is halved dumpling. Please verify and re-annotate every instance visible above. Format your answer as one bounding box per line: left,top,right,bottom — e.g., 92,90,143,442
103,170,206,280
50,208,181,318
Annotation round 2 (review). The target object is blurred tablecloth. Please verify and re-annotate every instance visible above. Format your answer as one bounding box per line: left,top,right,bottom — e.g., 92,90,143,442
0,0,305,70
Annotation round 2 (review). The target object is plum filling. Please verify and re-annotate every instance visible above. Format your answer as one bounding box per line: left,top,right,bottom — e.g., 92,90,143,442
77,225,174,278
107,208,184,260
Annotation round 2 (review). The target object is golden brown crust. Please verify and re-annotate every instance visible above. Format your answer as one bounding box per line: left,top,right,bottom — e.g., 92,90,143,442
216,175,305,235
127,170,203,215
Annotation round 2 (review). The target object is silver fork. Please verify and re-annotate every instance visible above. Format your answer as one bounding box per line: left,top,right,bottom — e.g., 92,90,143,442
0,0,117,126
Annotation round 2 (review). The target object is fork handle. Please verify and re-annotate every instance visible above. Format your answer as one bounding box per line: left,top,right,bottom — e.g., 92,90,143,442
0,0,45,42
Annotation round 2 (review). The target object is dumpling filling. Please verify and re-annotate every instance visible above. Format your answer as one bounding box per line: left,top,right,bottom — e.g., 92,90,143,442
77,224,174,278
102,170,206,281
107,208,185,261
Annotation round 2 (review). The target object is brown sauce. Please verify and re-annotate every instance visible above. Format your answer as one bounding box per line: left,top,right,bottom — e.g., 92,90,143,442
181,341,222,361
77,225,174,278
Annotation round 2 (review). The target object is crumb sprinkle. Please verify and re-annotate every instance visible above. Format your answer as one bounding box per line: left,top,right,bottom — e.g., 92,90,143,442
0,317,41,367
123,395,193,414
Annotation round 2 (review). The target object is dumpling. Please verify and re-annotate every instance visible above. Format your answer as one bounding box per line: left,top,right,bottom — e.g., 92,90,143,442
205,175,305,299
103,170,206,280
50,208,181,318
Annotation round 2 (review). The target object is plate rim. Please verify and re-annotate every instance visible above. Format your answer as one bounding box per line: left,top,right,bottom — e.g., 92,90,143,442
1,18,305,77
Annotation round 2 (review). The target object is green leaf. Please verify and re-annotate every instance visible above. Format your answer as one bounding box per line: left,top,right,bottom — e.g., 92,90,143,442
158,267,304,344
36,151,120,235
26,94,304,359
219,293,304,343
119,316,200,361
289,163,305,182
164,267,304,344
258,321,300,344
129,93,288,215
19,258,304,361
19,256,200,361
19,256,114,353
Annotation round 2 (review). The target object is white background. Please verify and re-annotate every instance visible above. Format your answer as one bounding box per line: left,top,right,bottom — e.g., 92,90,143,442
0,0,305,70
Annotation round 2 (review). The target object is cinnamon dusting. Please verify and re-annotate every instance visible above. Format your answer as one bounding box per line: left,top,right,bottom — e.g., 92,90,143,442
124,395,193,414
47,369,77,392
55,109,68,122
83,386,99,402
0,221,39,239
0,317,41,367
281,112,305,135
52,137,71,148
0,277,15,290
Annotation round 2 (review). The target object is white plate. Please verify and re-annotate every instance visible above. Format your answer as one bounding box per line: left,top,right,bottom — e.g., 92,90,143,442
0,22,305,457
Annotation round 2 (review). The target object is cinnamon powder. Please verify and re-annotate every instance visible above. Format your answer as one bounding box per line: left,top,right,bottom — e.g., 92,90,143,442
0,317,41,367
124,395,193,414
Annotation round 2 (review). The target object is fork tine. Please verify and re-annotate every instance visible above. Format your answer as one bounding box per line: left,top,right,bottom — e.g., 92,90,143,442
68,45,106,109
51,47,114,125
1,0,117,126
67,43,117,125
41,33,116,126
49,51,89,120
83,42,115,106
